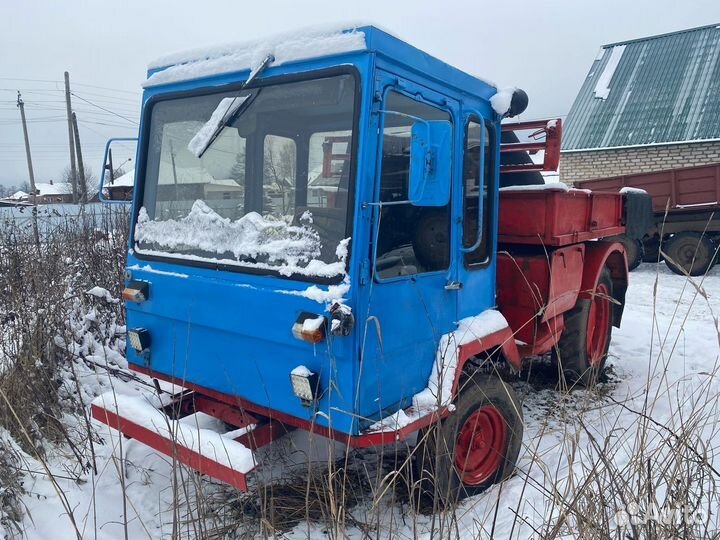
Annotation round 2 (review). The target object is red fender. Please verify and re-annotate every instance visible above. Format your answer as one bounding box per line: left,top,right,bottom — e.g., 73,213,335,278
452,326,521,398
580,241,628,327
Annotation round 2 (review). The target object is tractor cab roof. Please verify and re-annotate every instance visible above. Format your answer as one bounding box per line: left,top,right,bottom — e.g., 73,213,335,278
143,24,498,103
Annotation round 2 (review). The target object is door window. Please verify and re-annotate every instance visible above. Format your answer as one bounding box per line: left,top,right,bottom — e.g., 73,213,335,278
375,91,452,279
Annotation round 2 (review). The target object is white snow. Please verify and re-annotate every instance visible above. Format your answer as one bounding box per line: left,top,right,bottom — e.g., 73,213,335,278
92,393,255,473
32,182,73,196
7,264,720,539
187,96,249,158
145,25,367,88
369,310,509,432
274,239,352,304
301,316,325,332
619,186,648,195
500,182,570,192
135,201,346,278
108,169,134,187
593,45,626,100
7,190,29,200
276,274,350,306
85,286,118,304
490,87,516,116
126,263,189,278
291,365,314,377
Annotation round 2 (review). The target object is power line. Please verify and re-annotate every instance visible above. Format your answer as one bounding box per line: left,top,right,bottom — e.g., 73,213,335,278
0,78,138,96
70,92,139,125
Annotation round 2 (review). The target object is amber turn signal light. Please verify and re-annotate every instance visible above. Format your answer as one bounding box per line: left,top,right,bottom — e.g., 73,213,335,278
122,280,149,303
292,312,326,343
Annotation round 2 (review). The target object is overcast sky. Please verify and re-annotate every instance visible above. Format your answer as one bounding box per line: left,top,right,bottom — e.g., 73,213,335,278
1,0,719,188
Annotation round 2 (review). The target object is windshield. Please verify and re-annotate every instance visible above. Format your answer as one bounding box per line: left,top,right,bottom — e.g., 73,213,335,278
136,73,356,279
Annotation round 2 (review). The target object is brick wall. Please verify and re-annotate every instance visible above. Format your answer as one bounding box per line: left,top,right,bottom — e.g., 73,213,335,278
560,140,720,185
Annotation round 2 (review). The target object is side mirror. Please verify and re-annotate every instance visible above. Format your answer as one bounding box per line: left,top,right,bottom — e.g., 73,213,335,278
408,120,451,206
100,138,138,204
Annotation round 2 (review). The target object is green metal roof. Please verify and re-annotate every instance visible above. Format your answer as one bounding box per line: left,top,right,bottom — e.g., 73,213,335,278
562,23,720,151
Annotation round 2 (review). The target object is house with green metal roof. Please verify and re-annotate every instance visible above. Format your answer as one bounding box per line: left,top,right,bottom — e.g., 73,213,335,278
561,23,720,184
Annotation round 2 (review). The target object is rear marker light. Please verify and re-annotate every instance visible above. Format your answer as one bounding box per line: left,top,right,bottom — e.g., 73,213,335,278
292,313,326,344
290,366,320,404
122,280,149,303
128,328,151,353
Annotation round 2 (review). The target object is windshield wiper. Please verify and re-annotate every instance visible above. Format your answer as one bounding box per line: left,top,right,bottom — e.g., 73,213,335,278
188,54,275,159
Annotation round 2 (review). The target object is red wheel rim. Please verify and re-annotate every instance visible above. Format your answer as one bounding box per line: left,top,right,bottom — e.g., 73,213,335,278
454,406,507,485
586,282,611,367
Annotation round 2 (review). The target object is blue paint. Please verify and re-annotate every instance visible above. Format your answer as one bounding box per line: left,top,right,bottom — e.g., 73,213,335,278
123,26,500,436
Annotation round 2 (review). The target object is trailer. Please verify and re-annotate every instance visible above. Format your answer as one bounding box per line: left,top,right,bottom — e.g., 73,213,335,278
575,163,720,275
92,25,635,505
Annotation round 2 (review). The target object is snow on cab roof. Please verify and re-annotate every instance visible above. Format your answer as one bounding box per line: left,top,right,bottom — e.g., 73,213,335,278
34,182,73,196
144,24,369,88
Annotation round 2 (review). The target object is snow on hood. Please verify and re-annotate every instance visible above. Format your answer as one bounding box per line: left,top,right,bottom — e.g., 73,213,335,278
144,25,367,88
135,201,346,278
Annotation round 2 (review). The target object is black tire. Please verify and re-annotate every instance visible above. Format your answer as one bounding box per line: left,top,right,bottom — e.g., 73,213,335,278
412,208,450,271
663,232,716,277
642,235,661,263
553,268,614,387
413,373,523,508
625,238,644,271
609,235,643,271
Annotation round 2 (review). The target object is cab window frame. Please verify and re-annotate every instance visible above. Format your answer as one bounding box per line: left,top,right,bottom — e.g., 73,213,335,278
131,65,361,285
462,116,496,269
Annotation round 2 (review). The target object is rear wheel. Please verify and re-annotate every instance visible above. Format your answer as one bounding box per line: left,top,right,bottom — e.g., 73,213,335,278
663,232,716,277
413,374,523,508
554,268,614,387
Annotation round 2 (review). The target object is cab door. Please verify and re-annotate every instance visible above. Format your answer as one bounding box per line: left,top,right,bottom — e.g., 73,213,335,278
357,77,459,425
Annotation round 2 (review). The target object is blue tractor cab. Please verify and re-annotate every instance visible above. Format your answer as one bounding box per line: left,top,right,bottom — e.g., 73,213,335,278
94,25,592,503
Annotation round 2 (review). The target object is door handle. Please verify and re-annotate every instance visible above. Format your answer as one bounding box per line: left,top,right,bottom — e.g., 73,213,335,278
444,281,463,291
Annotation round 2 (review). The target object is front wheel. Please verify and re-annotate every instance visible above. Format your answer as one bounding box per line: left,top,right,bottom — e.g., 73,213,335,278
413,373,523,508
554,268,614,387
608,235,643,271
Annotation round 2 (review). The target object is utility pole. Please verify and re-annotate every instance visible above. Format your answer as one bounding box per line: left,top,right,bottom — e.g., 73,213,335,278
71,112,86,203
64,71,78,203
17,91,40,247
16,92,36,196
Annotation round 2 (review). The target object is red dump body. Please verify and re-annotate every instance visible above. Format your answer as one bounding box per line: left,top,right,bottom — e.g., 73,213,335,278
575,163,720,214
496,187,627,357
498,188,625,245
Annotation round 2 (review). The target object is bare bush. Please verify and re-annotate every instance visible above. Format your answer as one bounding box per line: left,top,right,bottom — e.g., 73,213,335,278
0,205,129,533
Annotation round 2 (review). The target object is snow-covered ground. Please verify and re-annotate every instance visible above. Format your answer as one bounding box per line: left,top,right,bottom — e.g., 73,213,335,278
7,262,720,539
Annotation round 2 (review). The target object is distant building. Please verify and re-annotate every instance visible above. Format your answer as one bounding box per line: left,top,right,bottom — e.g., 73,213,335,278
561,23,720,184
8,190,29,201
32,182,74,204
104,169,245,203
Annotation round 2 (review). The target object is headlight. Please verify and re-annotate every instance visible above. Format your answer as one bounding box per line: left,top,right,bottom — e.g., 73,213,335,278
290,366,320,404
128,328,151,353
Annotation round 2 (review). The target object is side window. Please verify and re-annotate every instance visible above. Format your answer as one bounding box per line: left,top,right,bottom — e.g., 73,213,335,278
263,134,296,216
463,120,493,266
375,91,451,279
